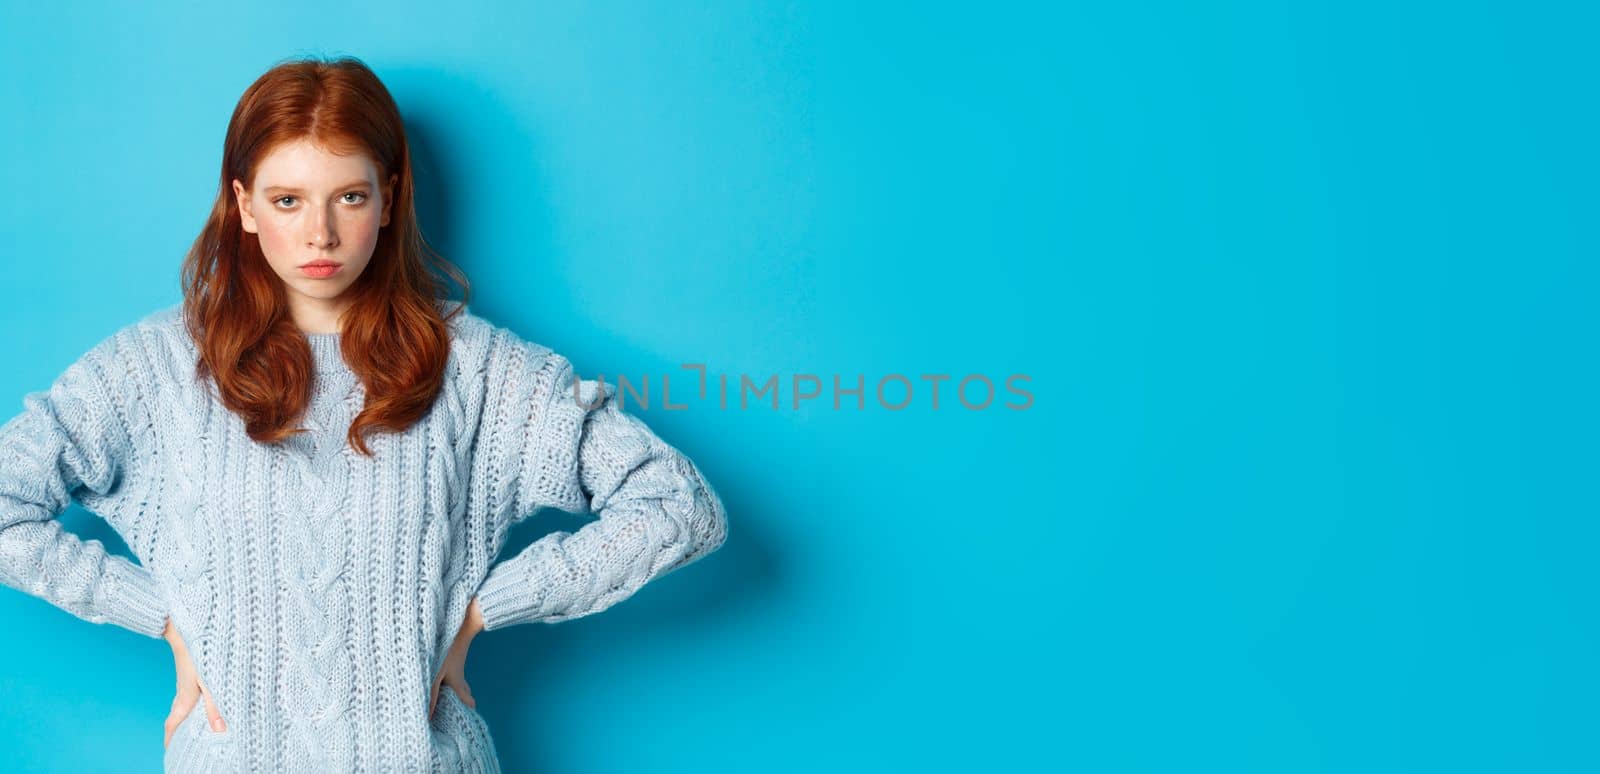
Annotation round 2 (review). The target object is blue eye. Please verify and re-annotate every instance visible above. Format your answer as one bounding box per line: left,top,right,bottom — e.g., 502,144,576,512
271,193,365,208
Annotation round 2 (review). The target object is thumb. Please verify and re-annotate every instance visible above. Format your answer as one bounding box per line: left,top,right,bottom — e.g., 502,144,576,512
164,690,198,750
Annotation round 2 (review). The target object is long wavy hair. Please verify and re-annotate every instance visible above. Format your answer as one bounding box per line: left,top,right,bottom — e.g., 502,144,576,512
181,54,470,457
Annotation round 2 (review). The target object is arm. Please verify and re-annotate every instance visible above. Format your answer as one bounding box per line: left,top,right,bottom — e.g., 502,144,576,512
473,351,729,631
0,334,168,639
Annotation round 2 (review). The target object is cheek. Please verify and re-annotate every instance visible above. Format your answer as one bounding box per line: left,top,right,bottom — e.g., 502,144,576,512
346,214,382,246
255,220,298,259
338,216,383,264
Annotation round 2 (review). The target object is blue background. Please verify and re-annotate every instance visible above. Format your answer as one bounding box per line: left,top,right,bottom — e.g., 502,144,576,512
1,1,1595,771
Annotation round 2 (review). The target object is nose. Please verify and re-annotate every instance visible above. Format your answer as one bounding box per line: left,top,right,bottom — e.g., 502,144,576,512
306,206,339,250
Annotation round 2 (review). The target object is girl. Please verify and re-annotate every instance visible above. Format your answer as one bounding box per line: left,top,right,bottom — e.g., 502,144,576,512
0,55,728,772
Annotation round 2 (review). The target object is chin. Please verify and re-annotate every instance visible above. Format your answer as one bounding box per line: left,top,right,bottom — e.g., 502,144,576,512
288,281,353,299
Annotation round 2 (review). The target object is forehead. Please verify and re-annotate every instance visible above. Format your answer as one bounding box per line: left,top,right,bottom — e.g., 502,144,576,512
254,138,377,189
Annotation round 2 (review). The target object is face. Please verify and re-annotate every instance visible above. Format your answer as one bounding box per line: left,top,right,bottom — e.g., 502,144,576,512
232,137,397,329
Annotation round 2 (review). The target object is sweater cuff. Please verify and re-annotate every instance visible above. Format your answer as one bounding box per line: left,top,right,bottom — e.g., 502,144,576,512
475,558,544,632
100,560,169,639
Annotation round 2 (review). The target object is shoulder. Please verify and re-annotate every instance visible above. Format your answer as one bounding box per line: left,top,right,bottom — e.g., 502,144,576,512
443,303,561,377
103,302,202,389
111,300,192,357
439,307,590,424
23,304,188,451
50,302,191,391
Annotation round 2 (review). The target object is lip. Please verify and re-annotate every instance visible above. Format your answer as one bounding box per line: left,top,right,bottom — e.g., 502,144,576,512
298,261,343,279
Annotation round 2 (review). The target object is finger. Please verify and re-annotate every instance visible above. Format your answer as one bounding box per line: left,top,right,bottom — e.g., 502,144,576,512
199,684,226,732
456,680,476,708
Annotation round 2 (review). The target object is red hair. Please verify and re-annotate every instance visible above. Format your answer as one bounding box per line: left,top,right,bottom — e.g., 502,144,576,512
181,54,471,457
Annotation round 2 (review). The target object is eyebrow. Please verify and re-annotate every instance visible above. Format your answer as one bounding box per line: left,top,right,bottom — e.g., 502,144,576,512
262,181,373,194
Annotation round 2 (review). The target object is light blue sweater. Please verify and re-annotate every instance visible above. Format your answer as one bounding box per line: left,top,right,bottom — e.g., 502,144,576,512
0,302,728,772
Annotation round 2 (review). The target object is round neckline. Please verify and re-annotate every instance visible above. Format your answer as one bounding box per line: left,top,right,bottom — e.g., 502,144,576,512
302,330,349,373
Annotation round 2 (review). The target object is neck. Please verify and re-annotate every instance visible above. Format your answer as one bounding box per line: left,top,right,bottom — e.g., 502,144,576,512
287,292,351,334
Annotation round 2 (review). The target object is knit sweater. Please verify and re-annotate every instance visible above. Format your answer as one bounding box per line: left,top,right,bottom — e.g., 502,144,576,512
0,302,729,773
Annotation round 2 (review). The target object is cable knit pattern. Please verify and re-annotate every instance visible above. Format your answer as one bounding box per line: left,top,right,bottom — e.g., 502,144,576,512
0,302,729,772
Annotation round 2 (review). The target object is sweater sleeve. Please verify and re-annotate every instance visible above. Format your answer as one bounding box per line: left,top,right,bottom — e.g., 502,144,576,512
0,334,169,639
473,350,729,631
